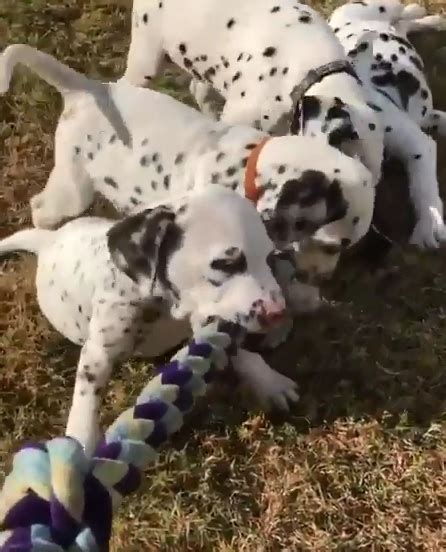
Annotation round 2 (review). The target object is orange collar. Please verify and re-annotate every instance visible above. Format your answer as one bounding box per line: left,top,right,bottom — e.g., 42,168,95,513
244,137,271,204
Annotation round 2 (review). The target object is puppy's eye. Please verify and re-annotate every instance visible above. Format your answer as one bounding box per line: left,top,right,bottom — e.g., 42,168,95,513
210,253,247,275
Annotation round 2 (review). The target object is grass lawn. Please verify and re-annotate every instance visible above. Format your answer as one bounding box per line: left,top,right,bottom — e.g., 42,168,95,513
0,1,445,550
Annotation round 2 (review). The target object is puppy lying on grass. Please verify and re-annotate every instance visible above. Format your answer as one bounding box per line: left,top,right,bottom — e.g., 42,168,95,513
0,189,297,455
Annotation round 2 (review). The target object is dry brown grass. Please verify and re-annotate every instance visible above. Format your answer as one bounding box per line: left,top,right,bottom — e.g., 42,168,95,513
1,1,446,550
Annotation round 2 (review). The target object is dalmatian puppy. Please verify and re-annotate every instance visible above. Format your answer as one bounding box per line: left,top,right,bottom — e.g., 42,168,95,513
0,188,297,454
124,0,384,197
0,44,375,307
329,0,446,248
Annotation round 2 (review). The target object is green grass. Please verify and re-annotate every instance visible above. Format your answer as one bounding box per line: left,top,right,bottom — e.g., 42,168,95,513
0,1,445,550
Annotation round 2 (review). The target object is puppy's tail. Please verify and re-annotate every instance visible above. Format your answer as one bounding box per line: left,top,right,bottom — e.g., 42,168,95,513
0,228,54,256
0,44,131,146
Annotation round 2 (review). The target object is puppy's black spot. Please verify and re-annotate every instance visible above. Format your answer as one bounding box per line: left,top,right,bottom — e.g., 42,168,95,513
299,14,311,23
409,55,423,71
270,67,277,76
226,166,237,177
134,186,142,195
227,18,236,29
367,102,382,112
263,46,277,57
174,153,185,165
142,13,148,24
204,67,216,81
179,43,187,54
140,155,150,167
211,252,247,275
216,152,226,162
163,175,170,189
104,177,118,189
372,69,420,110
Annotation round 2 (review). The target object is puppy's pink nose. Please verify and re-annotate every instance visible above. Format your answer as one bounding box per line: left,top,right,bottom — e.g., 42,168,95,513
257,301,286,327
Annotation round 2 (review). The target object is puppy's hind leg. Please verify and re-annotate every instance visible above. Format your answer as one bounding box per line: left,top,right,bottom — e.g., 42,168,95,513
31,148,94,229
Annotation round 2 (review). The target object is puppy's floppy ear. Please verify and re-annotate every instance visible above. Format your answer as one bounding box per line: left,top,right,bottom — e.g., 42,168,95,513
107,205,183,293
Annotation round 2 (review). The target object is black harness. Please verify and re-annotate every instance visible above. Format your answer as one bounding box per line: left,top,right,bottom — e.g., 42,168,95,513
290,60,360,135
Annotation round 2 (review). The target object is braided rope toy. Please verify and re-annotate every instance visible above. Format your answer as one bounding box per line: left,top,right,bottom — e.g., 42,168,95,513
0,324,238,552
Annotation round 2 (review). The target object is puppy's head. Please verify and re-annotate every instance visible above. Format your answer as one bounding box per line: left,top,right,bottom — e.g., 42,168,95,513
108,188,285,334
254,135,374,281
330,0,404,27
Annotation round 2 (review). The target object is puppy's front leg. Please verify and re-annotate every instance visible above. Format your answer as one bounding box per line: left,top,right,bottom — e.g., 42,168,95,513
232,348,299,412
65,341,114,456
123,0,164,87
381,106,446,248
65,296,139,456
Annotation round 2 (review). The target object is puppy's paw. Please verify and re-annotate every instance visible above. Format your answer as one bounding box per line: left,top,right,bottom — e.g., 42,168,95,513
410,207,446,249
30,194,63,229
66,416,101,458
250,369,299,412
